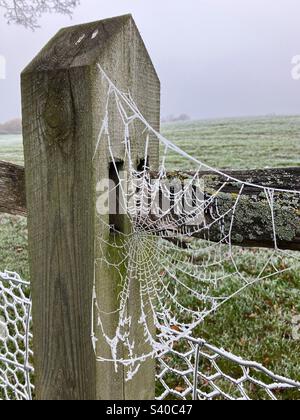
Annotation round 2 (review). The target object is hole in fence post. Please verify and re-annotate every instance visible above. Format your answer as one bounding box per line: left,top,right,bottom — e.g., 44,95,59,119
109,161,125,233
137,158,149,172
136,158,150,218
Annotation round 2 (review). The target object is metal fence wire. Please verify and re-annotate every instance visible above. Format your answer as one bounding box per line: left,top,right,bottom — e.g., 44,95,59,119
156,336,300,400
0,272,33,401
1,273,300,400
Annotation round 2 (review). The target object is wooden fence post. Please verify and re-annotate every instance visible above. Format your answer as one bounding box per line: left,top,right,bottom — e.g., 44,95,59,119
21,14,160,400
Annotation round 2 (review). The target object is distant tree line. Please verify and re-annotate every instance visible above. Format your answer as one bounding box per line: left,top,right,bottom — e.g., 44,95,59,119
0,114,192,133
0,118,22,134
161,114,191,124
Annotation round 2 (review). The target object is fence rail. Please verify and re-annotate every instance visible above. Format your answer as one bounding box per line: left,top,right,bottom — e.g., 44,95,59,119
0,161,26,216
1,160,299,250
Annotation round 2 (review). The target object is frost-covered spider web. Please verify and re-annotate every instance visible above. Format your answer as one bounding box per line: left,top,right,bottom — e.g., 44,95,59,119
92,66,300,381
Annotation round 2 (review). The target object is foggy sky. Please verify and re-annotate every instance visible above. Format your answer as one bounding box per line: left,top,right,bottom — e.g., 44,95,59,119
0,0,300,122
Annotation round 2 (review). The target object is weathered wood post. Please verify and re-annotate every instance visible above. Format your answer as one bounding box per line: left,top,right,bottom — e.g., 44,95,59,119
21,15,160,400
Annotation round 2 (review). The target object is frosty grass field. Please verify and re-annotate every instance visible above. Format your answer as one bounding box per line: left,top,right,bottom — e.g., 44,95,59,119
1,115,300,397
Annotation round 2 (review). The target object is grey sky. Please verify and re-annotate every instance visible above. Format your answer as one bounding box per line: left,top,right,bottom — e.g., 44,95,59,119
0,0,300,122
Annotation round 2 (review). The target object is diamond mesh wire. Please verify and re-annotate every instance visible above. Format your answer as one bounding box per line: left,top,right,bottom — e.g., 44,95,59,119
156,336,300,400
0,271,33,400
1,272,300,401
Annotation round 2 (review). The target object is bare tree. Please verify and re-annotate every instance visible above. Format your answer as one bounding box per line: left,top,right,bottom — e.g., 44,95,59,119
0,0,80,29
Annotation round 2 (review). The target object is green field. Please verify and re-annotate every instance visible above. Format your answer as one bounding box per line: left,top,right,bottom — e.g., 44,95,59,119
1,115,300,399
0,134,27,280
161,116,300,398
0,134,24,166
163,115,300,170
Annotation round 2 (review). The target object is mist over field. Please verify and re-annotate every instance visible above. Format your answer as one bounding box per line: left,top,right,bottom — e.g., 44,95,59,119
1,0,300,122
1,115,300,169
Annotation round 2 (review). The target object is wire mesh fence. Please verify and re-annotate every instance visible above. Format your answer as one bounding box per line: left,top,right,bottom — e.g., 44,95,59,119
156,336,300,400
0,271,33,401
1,271,300,401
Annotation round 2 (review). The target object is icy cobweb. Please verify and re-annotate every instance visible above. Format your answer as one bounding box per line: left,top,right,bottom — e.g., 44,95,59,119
92,65,300,381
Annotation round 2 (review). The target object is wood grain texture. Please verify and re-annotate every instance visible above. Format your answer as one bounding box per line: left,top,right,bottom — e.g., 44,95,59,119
90,16,160,400
0,161,26,216
22,65,96,400
21,14,160,401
